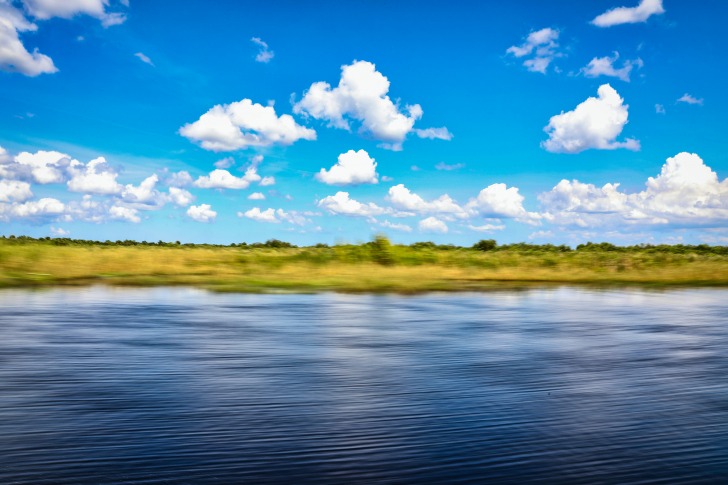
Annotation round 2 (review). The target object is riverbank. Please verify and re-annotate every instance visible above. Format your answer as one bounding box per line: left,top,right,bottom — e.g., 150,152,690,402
2,238,727,293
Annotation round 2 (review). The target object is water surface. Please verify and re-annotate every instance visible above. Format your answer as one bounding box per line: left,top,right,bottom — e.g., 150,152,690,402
1,287,726,483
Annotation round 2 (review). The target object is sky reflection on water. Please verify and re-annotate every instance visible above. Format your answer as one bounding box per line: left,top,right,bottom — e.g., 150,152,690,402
0,287,726,484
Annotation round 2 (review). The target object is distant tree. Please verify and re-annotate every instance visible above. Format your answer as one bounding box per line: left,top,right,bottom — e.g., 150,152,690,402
473,239,497,251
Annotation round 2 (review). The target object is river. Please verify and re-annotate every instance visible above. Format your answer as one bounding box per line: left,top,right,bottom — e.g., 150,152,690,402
0,287,726,483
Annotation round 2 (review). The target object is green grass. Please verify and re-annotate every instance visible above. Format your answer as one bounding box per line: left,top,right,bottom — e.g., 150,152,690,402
0,236,727,293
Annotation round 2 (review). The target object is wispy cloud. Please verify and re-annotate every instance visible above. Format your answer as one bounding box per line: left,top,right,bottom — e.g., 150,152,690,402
251,37,274,63
677,93,703,105
506,27,561,74
134,52,154,66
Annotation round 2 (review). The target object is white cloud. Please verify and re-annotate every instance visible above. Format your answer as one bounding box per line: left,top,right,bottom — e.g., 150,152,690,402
248,192,265,200
50,226,69,236
506,27,560,74
0,179,33,202
180,98,316,152
241,207,278,223
240,207,309,225
591,0,665,27
379,220,412,232
194,169,255,189
414,127,453,140
316,149,378,186
121,174,164,207
251,37,274,63
542,84,640,154
655,104,666,114
166,170,193,187
468,223,506,232
435,162,464,171
213,157,235,169
677,93,703,105
418,216,448,233
581,52,642,82
187,204,216,223
539,152,728,228
67,156,122,194
294,60,446,150
387,184,467,219
466,183,541,225
317,191,386,218
259,176,275,186
0,2,56,76
109,205,140,223
168,187,194,206
21,0,127,26
9,150,71,183
0,197,64,221
134,52,154,66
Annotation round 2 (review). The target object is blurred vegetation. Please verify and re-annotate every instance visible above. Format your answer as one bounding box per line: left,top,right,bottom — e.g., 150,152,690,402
0,235,727,293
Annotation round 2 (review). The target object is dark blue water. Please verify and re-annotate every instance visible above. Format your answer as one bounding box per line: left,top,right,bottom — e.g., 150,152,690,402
0,287,726,484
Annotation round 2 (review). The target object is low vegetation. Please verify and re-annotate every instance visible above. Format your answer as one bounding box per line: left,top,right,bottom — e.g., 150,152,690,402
1,235,727,293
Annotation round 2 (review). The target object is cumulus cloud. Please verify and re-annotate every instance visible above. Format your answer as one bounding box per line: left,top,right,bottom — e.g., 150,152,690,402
387,184,467,219
677,93,703,105
0,179,33,202
187,204,216,223
294,60,447,150
466,183,541,225
4,150,71,183
180,98,316,152
317,191,387,218
240,207,309,225
251,37,274,63
260,176,275,186
214,157,235,169
168,187,194,206
134,52,154,66
418,216,448,233
109,205,140,223
542,84,640,153
581,52,642,82
315,149,378,186
591,0,665,27
0,2,56,76
539,152,728,228
194,169,252,189
248,192,265,200
0,197,64,221
67,157,122,194
0,0,127,76
506,27,560,74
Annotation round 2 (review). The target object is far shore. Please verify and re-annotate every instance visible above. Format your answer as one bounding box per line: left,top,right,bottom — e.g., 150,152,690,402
1,236,727,293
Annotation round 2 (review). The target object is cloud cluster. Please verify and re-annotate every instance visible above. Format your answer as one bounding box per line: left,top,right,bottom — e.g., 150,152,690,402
591,0,665,27
0,0,127,76
540,153,728,228
294,60,448,150
465,183,541,225
180,99,316,152
317,191,387,218
240,207,310,225
506,27,560,74
316,149,378,186
542,84,640,153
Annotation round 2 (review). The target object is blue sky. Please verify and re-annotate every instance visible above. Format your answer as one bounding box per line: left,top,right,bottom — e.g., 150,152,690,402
0,0,726,245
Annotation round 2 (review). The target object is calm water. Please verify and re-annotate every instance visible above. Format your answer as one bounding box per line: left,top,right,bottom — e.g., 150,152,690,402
0,287,726,484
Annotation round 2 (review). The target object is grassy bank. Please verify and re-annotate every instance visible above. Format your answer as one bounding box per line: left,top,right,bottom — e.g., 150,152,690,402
1,236,727,293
